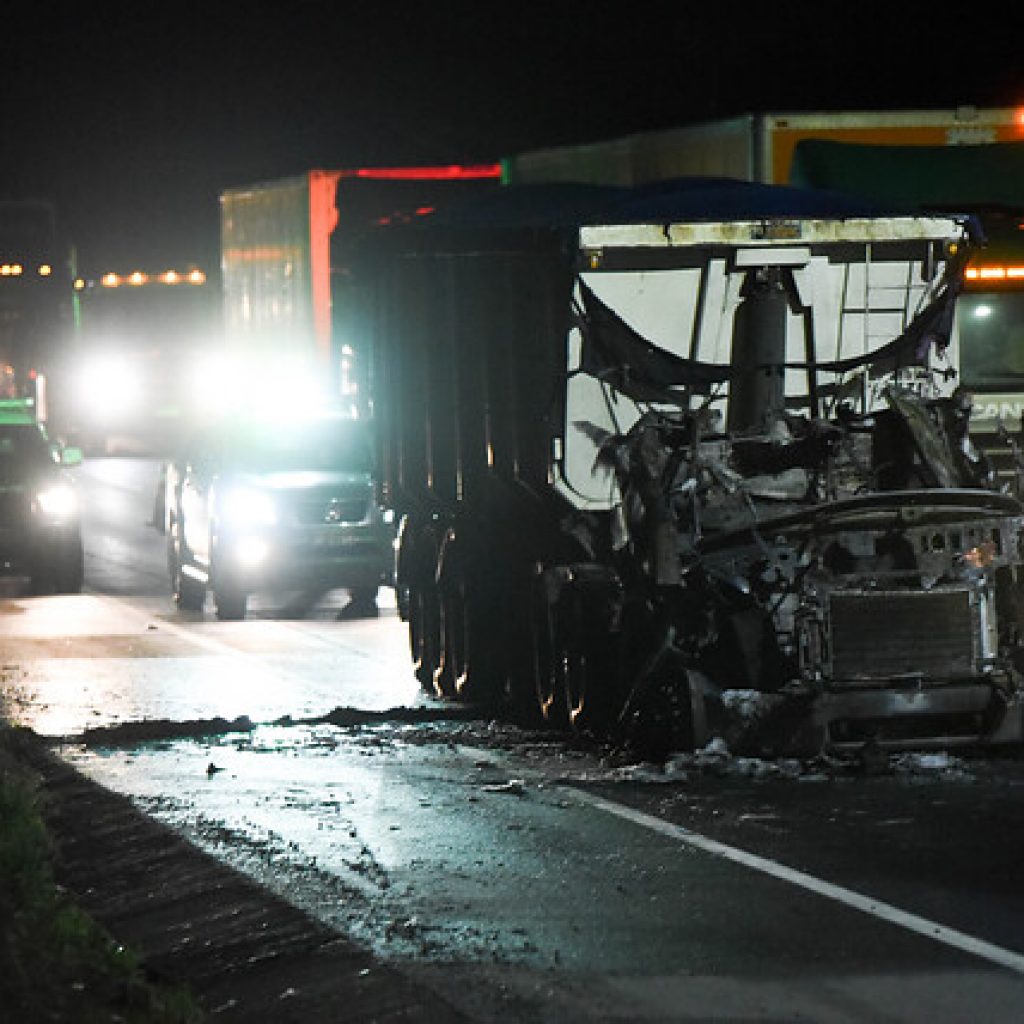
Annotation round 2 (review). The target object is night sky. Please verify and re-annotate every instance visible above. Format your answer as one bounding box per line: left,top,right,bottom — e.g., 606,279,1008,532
2,3,1019,276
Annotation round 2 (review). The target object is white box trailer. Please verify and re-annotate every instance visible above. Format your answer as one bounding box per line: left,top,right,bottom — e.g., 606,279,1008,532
504,107,1024,190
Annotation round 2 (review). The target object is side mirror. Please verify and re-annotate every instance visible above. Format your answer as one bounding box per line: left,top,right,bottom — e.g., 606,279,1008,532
60,446,84,467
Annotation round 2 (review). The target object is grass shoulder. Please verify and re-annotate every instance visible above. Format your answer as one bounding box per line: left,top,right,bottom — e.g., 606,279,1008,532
0,726,201,1023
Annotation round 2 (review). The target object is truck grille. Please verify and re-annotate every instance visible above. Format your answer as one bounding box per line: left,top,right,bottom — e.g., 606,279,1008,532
828,589,977,683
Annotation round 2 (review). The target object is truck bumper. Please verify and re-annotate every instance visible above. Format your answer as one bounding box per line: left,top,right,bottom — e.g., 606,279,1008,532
808,682,1024,752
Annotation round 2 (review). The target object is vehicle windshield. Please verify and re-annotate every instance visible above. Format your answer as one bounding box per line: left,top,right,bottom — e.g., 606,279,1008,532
957,290,1024,388
0,422,53,482
224,417,373,475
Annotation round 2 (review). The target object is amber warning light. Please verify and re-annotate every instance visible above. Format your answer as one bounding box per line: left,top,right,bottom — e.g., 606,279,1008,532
97,268,206,288
965,265,1024,284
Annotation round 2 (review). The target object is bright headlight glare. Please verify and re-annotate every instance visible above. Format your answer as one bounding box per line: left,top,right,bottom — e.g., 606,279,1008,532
220,487,276,526
79,358,144,417
35,484,77,517
234,536,269,567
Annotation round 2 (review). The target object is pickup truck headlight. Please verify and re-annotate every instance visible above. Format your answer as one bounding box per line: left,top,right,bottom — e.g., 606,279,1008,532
220,487,277,527
35,483,78,518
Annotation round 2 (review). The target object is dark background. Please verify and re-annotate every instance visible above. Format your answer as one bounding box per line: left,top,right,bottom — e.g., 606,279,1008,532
2,3,1019,275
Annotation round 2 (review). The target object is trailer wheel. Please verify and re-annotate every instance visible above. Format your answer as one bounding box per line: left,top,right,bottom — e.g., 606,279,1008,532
530,566,569,729
436,531,505,705
52,535,85,594
432,580,461,699
409,582,442,693
402,521,443,694
561,587,619,734
168,530,205,612
441,577,468,695
214,585,247,621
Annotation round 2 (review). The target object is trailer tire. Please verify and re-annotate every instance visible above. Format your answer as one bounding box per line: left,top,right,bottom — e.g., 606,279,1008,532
214,585,247,621
439,578,468,696
169,530,205,612
436,529,505,705
52,536,85,594
561,585,620,735
530,566,569,729
406,581,439,693
401,520,444,694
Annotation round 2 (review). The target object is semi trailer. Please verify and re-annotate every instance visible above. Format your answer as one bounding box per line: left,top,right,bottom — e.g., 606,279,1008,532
353,178,1024,755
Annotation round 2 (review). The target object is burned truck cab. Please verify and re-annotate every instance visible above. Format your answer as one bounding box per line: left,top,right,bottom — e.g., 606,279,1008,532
556,209,1024,754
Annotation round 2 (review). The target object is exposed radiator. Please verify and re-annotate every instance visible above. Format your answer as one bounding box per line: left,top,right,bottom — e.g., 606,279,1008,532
828,588,977,682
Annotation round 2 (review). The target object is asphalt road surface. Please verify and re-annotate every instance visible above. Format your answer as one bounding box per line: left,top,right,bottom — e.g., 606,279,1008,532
4,456,1024,1022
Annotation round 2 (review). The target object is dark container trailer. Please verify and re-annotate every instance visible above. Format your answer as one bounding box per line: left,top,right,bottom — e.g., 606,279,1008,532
357,180,1024,754
361,201,578,713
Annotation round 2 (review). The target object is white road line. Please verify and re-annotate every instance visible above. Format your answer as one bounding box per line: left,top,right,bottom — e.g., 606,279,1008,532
571,786,1024,975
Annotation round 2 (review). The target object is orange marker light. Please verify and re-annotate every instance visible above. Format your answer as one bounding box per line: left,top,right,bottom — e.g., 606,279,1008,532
966,265,1024,283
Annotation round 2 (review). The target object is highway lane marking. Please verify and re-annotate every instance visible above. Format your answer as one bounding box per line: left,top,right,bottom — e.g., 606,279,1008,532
571,786,1024,976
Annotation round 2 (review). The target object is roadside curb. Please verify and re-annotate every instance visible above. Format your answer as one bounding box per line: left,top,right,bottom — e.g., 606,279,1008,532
11,731,468,1023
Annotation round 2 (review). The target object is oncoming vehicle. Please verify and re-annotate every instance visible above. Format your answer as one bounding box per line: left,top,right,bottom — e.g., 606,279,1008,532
0,398,84,593
166,410,392,619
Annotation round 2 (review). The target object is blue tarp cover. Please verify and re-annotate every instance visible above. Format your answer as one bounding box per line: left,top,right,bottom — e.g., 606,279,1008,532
418,176,905,231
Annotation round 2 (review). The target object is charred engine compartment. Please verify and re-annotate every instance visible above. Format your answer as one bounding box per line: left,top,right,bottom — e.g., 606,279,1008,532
592,394,1024,753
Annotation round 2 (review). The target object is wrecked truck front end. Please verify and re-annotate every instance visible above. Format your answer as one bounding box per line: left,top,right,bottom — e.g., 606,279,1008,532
548,212,1024,755
693,487,1024,754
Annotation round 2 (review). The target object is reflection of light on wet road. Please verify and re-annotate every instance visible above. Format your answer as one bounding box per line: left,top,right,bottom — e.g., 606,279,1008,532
1,591,423,738
66,724,602,965
2,594,145,637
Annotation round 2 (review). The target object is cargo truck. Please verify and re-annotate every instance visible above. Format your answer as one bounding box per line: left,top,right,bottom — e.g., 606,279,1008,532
219,164,502,402
503,107,1024,191
351,178,1024,756
64,266,219,455
504,108,1024,479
